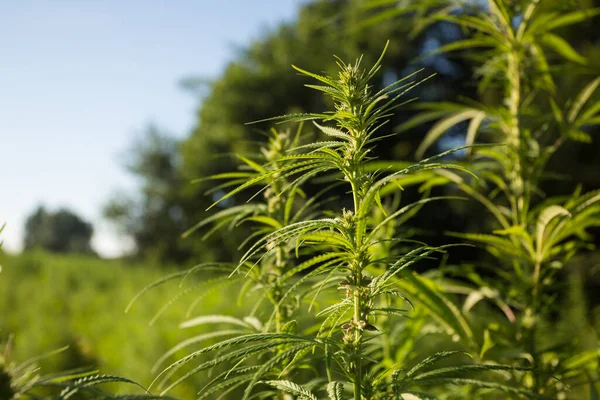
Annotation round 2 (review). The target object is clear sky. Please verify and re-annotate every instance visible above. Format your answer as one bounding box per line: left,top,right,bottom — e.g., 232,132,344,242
0,0,306,257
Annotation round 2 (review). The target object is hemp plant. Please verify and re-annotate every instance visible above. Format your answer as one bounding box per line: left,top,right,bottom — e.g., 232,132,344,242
131,127,327,399
182,127,312,334
395,0,600,396
147,43,545,400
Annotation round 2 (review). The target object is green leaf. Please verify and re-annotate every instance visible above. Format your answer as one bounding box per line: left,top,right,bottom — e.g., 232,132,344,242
568,129,593,143
539,32,587,64
396,110,456,133
291,64,337,86
313,122,350,140
398,391,438,400
436,37,501,55
355,4,419,30
545,8,600,31
15,345,69,371
562,349,600,372
450,232,532,260
440,15,507,42
374,189,388,217
262,380,318,400
179,315,256,330
535,205,571,262
492,224,528,238
243,343,315,400
410,377,549,399
549,98,564,124
197,372,256,400
59,375,148,399
465,111,486,156
569,77,600,123
405,351,466,378
488,0,512,33
398,273,476,347
157,339,310,394
237,154,266,173
281,320,297,335
416,109,484,159
326,381,345,400
412,364,530,380
125,265,225,313
369,197,462,241
153,333,314,391
245,215,282,229
36,368,99,384
152,330,244,373
480,329,495,360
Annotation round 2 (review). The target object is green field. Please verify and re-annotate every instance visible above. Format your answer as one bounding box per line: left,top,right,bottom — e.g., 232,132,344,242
0,251,250,398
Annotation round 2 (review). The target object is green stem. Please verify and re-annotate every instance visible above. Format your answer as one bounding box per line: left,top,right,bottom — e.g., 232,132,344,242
512,6,545,391
353,280,362,400
350,178,363,400
507,50,523,226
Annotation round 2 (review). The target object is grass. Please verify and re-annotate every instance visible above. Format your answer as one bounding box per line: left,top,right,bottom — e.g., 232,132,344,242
0,250,250,399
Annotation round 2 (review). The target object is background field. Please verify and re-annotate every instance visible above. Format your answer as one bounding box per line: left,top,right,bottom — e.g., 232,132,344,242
0,251,255,398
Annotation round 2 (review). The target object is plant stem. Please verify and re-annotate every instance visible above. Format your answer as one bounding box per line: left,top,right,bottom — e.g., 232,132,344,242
507,50,523,226
351,178,363,400
353,282,362,400
513,3,544,392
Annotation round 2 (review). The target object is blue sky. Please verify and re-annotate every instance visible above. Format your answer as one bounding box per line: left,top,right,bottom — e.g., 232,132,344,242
0,1,306,257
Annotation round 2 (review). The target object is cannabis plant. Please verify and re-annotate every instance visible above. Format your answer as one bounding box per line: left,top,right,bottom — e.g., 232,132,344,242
392,0,600,397
145,43,545,400
129,126,325,399
182,126,325,334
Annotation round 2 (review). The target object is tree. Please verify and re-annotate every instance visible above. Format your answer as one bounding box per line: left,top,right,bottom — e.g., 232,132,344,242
23,206,94,254
103,125,195,264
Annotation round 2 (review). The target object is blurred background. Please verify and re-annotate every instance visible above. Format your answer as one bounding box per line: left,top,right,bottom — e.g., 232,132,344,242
0,0,307,258
1,0,599,398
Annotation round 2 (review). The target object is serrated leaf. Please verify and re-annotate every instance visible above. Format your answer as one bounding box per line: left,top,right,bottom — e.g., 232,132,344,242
313,122,350,140
405,351,466,378
262,380,318,400
327,381,345,400
412,363,530,380
59,375,147,399
399,272,475,347
243,343,315,400
410,377,548,399
179,315,256,330
152,330,244,373
450,232,532,260
398,391,438,400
